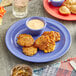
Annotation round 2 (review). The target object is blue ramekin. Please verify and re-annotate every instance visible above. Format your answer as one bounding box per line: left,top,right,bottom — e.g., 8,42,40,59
25,17,47,36
50,0,64,7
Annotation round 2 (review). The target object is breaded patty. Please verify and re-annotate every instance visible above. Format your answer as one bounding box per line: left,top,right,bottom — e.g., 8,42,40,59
54,31,60,41
42,31,55,41
17,34,27,39
22,46,37,56
44,40,55,53
17,34,34,47
34,35,50,50
34,35,55,53
42,31,60,42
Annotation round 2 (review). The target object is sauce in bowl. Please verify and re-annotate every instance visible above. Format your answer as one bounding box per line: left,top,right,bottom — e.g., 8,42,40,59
26,17,46,36
27,19,44,30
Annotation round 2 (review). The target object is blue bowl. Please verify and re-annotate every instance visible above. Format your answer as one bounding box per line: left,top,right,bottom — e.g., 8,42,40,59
50,0,64,7
25,16,47,36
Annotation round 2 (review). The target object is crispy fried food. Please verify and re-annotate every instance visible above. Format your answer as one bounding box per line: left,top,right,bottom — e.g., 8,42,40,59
63,0,76,9
17,31,61,55
42,31,55,41
44,39,55,53
54,31,61,41
63,0,76,14
42,31,60,42
17,34,34,47
22,46,37,56
59,6,71,15
34,35,50,50
34,35,55,53
70,5,76,14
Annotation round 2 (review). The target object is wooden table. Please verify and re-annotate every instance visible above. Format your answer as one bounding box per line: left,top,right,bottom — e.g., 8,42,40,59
0,0,76,75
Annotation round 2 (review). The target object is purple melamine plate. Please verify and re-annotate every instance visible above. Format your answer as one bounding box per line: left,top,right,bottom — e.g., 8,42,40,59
5,17,71,63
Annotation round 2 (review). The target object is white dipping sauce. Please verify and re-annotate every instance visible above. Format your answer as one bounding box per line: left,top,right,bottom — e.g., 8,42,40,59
27,19,44,30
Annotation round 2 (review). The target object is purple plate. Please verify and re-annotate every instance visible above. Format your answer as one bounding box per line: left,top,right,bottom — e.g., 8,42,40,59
5,17,71,63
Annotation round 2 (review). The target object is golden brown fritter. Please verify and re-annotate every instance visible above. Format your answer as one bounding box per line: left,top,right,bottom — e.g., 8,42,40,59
42,31,60,42
34,35,50,49
54,31,61,41
34,35,55,53
22,46,37,56
42,31,55,41
17,34,34,47
17,34,27,39
44,39,55,53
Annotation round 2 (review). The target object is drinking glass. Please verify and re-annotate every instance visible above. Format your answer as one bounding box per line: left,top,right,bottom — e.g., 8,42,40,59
12,0,29,18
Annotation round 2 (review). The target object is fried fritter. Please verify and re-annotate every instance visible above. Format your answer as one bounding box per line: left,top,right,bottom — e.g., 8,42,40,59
42,31,60,42
44,39,55,53
17,34,34,47
34,35,55,53
17,34,27,39
54,31,60,41
42,31,55,41
34,35,50,49
22,46,37,56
